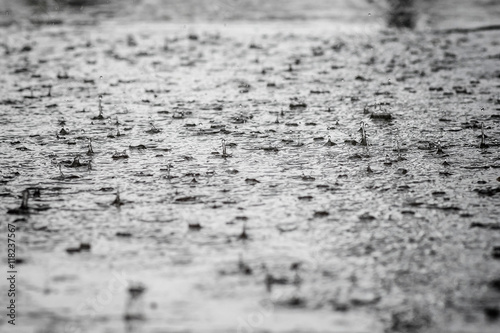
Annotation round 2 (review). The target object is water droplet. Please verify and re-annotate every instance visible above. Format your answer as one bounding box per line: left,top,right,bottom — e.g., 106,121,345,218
481,107,485,112
368,13,371,16
100,76,103,80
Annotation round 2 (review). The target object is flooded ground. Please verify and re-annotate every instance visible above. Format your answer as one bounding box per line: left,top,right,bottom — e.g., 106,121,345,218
0,0,500,332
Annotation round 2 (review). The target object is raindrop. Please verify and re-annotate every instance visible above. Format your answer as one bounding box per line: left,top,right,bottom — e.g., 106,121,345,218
368,13,371,16
100,76,103,80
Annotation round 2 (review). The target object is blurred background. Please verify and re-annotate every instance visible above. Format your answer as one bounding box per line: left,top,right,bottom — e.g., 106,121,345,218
0,0,499,30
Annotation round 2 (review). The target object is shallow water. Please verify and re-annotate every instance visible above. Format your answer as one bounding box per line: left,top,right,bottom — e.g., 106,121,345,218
1,1,500,333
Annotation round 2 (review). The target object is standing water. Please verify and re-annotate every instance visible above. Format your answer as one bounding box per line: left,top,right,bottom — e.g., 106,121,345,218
0,1,500,333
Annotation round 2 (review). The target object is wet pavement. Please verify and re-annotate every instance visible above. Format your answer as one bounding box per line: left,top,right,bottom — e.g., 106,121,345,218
0,1,500,332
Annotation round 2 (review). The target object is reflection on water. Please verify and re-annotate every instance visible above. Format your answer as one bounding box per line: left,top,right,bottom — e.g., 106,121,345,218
6,1,495,30
386,0,417,28
11,0,420,26
9,0,106,19
24,0,103,6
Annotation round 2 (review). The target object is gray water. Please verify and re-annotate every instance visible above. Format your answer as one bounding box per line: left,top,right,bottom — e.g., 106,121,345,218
1,1,500,332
